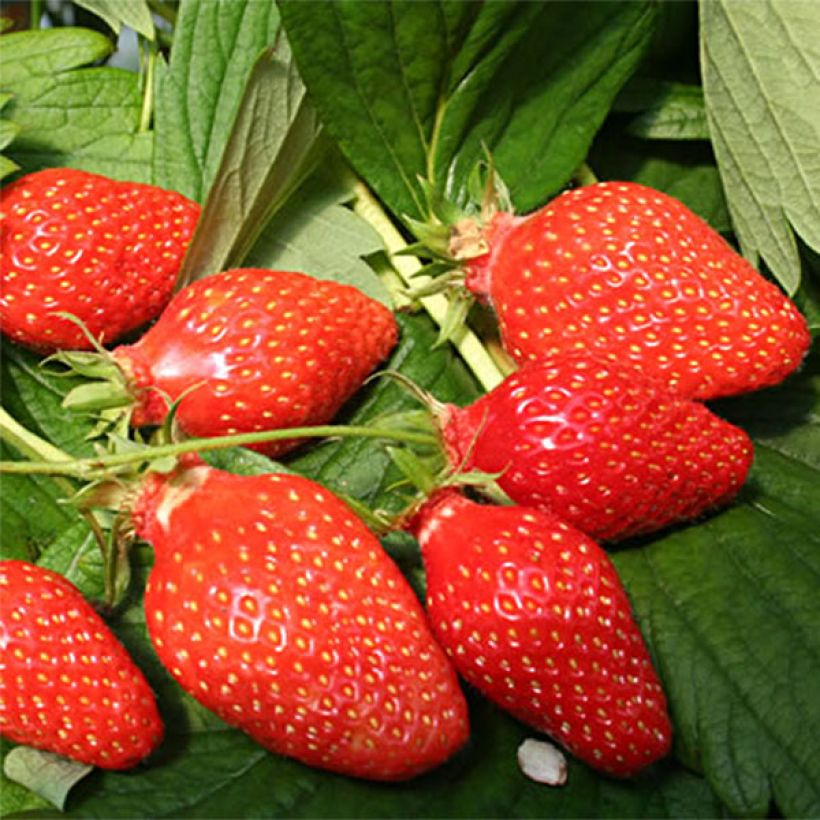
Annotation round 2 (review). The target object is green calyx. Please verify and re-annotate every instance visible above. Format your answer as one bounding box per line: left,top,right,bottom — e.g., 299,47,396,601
48,350,132,411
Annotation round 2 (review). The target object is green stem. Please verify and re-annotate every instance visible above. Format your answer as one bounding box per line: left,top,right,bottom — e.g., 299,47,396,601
352,182,505,392
138,42,156,134
574,163,599,187
0,406,74,464
0,407,112,564
29,0,42,29
147,0,178,26
0,423,438,480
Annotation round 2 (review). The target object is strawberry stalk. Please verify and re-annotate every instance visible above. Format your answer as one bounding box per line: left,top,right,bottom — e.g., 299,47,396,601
0,407,125,608
351,181,506,391
0,418,439,482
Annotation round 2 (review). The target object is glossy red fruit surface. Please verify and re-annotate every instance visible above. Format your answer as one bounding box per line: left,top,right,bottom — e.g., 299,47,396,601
463,182,810,400
133,465,468,781
0,560,164,769
410,490,672,777
114,268,398,456
0,168,200,351
441,354,754,541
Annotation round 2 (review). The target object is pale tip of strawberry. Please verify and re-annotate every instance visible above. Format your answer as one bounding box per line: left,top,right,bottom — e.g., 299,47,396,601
517,738,568,786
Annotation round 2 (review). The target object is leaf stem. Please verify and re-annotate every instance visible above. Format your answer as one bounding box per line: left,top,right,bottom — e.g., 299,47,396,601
0,407,112,566
0,406,74,464
147,0,178,26
0,423,439,480
138,42,156,134
574,163,599,187
352,182,504,391
29,0,42,30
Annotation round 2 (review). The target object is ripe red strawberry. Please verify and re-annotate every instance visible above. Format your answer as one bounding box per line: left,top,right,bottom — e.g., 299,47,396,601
459,181,810,400
103,268,398,456
409,490,672,777
0,168,200,352
439,354,753,541
0,560,163,769
132,464,468,781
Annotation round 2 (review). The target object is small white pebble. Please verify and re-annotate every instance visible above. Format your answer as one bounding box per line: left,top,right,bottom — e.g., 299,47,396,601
517,738,568,786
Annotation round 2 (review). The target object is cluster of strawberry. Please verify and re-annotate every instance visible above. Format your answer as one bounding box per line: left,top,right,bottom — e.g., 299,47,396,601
0,170,811,783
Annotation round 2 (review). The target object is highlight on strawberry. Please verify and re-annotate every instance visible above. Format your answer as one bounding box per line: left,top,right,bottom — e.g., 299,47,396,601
56,267,399,456
0,560,164,770
130,462,469,781
0,168,200,352
437,353,754,541
408,489,673,778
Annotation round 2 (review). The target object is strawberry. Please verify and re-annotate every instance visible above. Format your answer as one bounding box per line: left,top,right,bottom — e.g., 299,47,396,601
439,354,753,541
132,464,468,781
0,560,163,769
458,181,810,400
0,168,200,352
409,490,672,777
86,268,398,456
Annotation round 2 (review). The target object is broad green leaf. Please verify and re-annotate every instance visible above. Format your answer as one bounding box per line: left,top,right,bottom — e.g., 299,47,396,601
440,1,658,215
0,28,113,86
280,1,656,220
589,128,731,232
35,519,107,601
74,0,155,40
5,69,152,180
700,0,820,294
0,343,98,457
0,155,18,180
246,169,392,306
152,0,280,202
0,441,79,561
0,118,19,151
0,747,52,817
616,351,820,818
52,702,722,819
3,748,92,812
0,28,151,180
176,39,321,286
615,80,709,141
0,117,20,180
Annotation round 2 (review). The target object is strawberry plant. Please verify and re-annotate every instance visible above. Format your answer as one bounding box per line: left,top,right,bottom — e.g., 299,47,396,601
1,1,819,818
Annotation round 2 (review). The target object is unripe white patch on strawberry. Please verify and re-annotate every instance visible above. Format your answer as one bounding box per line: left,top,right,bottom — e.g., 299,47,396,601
154,466,208,532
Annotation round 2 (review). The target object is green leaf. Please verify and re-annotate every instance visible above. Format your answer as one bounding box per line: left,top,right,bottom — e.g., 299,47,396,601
52,704,722,819
0,118,19,151
1,343,98,457
700,0,820,294
0,28,113,86
616,351,820,818
74,0,155,40
152,0,281,202
440,1,659,215
3,748,93,812
616,79,710,140
280,1,657,220
35,519,107,601
175,38,322,286
245,165,392,306
0,154,18,180
0,441,79,562
0,28,151,180
0,117,20,180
